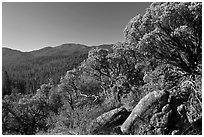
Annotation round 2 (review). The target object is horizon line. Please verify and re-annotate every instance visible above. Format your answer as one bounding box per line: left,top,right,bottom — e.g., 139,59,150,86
2,42,115,52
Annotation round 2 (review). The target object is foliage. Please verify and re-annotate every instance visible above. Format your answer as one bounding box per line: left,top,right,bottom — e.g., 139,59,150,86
2,82,64,134
80,44,146,103
2,53,88,95
125,2,202,76
2,2,202,135
3,94,48,134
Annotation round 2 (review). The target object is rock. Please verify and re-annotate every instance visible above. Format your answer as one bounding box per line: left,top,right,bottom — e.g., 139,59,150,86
120,90,169,134
161,97,191,134
89,107,130,134
171,130,181,135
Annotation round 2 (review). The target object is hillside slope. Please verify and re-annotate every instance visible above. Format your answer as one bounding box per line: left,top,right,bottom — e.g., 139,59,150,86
2,43,113,94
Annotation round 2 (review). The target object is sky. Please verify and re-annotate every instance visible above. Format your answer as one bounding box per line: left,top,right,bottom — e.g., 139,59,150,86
2,2,151,51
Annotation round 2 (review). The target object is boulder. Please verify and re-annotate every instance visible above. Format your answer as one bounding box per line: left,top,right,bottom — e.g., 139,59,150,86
120,90,169,134
89,107,130,134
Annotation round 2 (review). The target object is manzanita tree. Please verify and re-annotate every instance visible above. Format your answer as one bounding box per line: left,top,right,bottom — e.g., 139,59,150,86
79,43,146,103
125,2,202,76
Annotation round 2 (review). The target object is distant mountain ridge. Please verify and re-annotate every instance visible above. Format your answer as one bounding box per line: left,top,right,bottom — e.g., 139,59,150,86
2,43,113,94
3,43,113,53
2,43,113,65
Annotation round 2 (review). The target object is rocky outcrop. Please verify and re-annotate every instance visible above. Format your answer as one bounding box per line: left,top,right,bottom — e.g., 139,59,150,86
89,107,130,134
88,89,201,135
120,90,169,134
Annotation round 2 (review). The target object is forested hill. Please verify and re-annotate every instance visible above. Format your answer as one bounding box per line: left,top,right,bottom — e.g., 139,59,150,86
2,43,113,64
2,43,113,95
2,2,201,135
